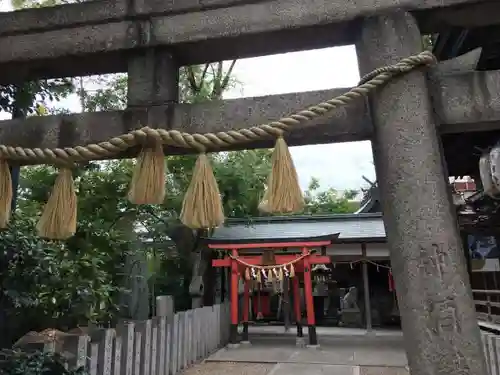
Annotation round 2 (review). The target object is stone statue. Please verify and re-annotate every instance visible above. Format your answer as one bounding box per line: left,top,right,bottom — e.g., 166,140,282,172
343,286,359,310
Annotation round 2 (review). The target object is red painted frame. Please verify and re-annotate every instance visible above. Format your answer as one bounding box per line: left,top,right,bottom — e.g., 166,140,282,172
212,254,330,271
210,240,333,339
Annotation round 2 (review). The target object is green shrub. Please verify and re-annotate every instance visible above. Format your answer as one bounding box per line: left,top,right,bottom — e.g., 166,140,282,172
0,350,87,375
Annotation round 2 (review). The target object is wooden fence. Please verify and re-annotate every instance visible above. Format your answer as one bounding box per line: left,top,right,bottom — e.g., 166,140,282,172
482,330,500,375
475,289,500,324
44,303,230,375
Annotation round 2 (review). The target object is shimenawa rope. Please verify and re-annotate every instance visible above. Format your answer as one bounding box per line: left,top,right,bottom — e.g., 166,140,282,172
0,51,436,239
229,250,312,270
0,51,435,164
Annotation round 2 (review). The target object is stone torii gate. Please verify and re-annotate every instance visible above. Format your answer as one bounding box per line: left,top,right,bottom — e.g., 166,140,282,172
1,1,499,374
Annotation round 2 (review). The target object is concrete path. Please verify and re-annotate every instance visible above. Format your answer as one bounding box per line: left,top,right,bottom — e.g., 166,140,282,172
183,327,409,375
184,362,408,375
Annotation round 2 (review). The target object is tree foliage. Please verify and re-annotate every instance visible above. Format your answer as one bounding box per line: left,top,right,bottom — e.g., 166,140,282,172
0,350,88,375
1,164,135,347
81,75,127,112
0,80,73,117
303,177,360,214
422,34,436,51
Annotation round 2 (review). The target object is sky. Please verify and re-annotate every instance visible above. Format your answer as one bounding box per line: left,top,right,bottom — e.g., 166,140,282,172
0,2,375,194
222,47,375,193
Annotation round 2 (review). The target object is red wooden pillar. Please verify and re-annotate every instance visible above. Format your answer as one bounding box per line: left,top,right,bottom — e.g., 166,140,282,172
302,247,318,346
230,248,239,344
292,275,303,337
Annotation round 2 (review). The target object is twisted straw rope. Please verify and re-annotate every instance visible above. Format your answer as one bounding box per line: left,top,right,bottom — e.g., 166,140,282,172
0,51,436,165
229,250,313,270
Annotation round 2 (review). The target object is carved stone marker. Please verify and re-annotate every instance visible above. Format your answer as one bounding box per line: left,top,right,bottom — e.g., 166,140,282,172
356,11,487,375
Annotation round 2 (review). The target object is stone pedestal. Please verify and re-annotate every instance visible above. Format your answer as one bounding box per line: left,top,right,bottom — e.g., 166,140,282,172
156,295,174,318
356,11,487,375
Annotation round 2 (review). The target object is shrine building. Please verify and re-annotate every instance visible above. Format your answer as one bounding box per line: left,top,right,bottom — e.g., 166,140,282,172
202,179,500,345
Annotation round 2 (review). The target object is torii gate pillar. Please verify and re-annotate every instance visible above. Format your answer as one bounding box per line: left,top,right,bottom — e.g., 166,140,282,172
356,11,487,375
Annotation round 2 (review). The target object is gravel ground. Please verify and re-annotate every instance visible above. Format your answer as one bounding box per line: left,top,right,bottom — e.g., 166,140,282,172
182,362,275,375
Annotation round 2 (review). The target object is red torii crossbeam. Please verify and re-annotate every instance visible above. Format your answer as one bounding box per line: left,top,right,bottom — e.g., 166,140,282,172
209,237,336,346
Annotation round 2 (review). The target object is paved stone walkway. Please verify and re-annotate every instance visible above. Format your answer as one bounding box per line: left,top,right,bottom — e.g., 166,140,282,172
183,327,409,375
182,362,274,375
183,362,409,375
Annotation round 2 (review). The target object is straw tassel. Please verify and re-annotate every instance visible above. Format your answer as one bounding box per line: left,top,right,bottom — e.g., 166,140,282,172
273,268,280,281
180,153,225,229
245,268,251,281
267,269,273,282
259,137,304,213
128,140,166,205
289,264,295,278
256,271,261,283
36,168,77,240
278,267,284,281
0,160,12,228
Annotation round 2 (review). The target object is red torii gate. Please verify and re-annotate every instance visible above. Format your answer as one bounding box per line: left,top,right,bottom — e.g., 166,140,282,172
210,234,338,346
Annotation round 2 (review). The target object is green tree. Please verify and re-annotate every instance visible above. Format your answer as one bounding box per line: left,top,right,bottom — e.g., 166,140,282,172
0,80,73,117
303,177,360,214
422,34,436,51
82,75,127,112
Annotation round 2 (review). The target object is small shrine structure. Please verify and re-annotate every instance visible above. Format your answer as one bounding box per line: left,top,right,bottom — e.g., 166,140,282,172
208,234,338,346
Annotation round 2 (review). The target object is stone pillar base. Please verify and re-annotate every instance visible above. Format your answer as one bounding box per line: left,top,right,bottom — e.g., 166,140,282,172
229,324,238,345
296,322,303,337
307,325,318,346
306,344,320,350
242,322,249,342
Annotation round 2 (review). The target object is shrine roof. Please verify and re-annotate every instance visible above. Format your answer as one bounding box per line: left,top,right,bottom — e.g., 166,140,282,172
204,213,386,244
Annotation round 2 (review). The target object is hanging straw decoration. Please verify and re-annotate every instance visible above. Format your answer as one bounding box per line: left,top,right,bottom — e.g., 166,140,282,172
180,153,225,229
267,269,273,282
261,269,267,280
0,160,12,228
283,265,290,278
229,250,309,285
259,137,304,213
128,139,165,205
278,267,284,281
272,268,280,281
37,168,77,240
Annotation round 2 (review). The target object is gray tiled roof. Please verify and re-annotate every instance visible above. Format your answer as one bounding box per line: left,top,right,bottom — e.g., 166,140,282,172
209,213,386,242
